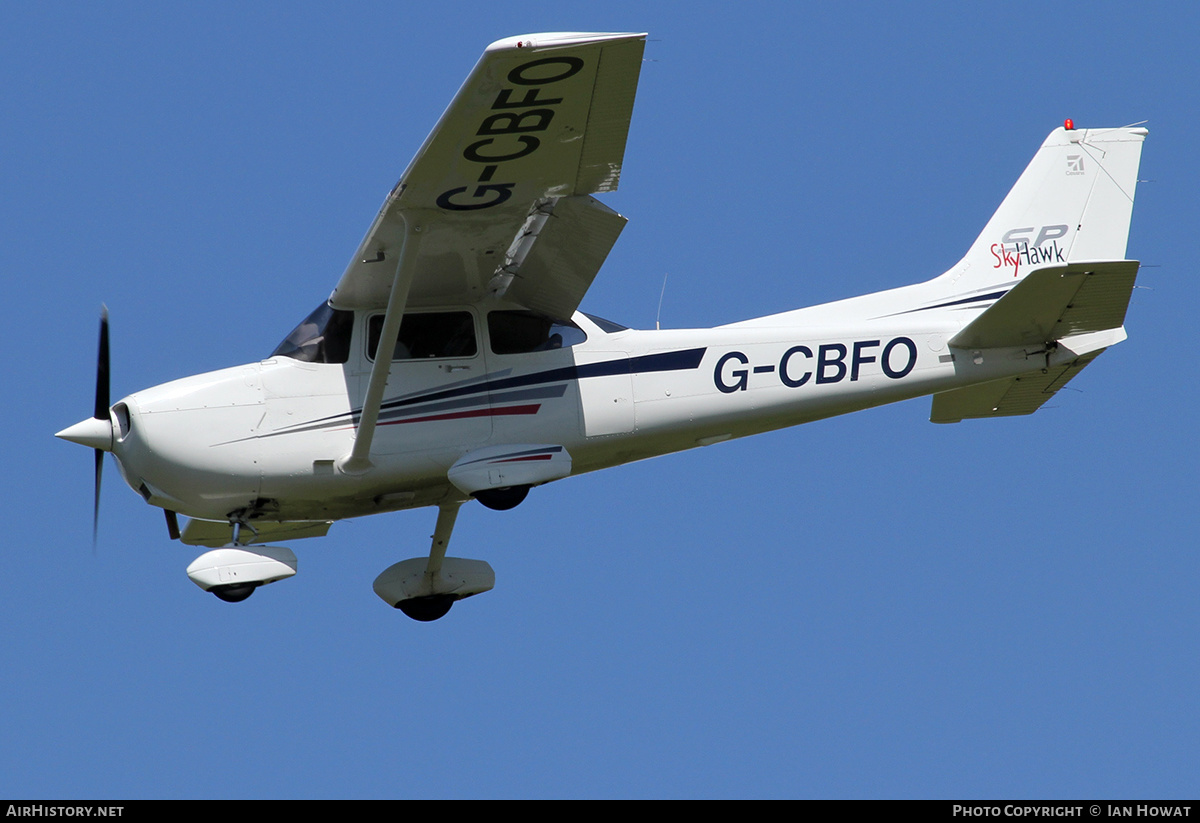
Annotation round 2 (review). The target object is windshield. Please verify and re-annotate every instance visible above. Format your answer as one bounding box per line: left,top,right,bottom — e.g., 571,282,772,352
271,302,353,364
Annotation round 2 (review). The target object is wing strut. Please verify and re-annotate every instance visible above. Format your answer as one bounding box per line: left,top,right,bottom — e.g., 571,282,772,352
338,213,425,473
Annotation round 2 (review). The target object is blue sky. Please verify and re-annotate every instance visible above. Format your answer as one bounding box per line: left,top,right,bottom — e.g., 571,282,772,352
5,1,1198,798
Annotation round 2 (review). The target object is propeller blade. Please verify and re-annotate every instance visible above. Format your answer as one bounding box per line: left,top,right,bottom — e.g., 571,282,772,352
93,306,110,549
93,447,103,549
94,305,110,421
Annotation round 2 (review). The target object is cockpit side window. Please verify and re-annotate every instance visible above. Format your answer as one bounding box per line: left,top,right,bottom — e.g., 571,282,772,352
271,302,353,364
488,311,587,355
366,312,478,361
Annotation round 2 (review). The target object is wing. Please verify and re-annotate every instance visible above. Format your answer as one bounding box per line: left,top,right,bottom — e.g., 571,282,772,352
329,32,646,321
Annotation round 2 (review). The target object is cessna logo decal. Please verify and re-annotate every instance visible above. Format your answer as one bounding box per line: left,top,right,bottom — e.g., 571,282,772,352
714,337,918,394
437,56,586,211
991,225,1069,277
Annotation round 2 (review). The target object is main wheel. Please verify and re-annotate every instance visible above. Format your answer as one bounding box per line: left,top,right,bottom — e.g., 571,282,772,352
474,485,529,511
396,594,455,622
210,583,257,603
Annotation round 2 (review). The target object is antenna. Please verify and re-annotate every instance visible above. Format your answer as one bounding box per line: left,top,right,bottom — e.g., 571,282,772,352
656,273,669,330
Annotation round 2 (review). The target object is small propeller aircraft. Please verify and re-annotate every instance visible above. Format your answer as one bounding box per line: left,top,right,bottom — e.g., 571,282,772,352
57,32,1147,620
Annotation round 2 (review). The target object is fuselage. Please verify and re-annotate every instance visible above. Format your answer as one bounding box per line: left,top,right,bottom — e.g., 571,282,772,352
107,294,1056,525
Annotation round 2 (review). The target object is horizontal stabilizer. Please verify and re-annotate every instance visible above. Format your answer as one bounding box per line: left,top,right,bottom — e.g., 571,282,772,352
931,350,1104,423
949,261,1139,349
181,518,333,547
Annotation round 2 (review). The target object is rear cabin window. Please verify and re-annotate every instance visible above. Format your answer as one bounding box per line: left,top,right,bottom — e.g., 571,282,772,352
488,311,587,355
367,312,477,361
582,313,629,333
271,302,353,364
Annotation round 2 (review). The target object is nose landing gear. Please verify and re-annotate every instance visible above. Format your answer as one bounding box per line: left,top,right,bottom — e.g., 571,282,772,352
210,582,259,603
186,522,298,602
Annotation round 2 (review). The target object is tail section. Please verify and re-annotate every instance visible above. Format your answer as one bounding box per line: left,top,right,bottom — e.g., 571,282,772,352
724,123,1146,334
928,125,1147,424
934,125,1146,293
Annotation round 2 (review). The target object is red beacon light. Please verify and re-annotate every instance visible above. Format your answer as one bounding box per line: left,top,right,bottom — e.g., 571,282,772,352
1064,118,1075,130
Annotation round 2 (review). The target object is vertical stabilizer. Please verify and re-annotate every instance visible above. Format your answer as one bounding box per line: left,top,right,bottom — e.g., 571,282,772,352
934,125,1146,294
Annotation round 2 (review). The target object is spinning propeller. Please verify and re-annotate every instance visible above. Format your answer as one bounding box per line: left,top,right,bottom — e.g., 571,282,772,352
56,307,115,547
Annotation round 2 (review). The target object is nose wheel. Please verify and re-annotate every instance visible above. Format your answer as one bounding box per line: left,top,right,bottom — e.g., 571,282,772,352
210,583,258,603
186,538,298,602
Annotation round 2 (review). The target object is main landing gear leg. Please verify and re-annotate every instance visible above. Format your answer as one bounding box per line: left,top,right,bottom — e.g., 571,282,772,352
372,499,496,622
399,501,461,622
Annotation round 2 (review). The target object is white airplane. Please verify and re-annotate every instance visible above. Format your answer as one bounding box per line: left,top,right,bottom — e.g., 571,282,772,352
57,32,1147,620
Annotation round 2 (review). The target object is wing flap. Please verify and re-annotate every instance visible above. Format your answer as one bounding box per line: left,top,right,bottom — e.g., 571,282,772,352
930,350,1104,423
948,261,1139,349
500,195,627,322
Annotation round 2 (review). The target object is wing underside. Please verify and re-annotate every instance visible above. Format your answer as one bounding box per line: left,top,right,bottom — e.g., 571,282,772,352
329,32,646,320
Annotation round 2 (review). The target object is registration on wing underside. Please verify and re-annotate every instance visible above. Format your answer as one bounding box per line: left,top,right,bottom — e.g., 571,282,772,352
329,34,645,313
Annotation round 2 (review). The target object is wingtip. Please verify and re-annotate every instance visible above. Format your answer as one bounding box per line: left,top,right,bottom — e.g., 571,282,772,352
486,32,646,53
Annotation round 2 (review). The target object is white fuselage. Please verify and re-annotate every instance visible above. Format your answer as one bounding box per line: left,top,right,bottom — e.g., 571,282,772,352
108,297,1057,525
